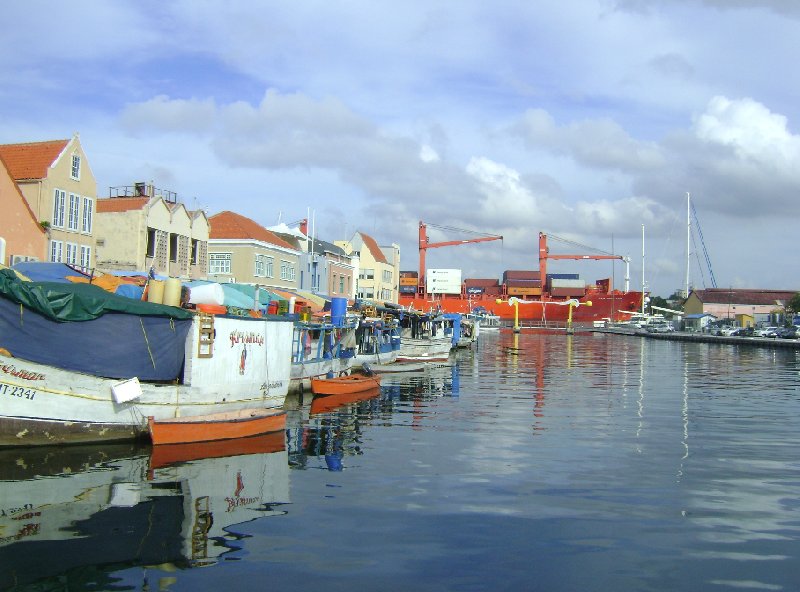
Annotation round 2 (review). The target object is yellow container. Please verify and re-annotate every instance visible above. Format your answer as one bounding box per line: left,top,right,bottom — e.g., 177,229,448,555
147,280,164,304
163,278,182,307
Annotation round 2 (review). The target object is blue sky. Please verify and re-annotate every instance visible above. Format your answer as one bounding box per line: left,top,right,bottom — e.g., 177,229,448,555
2,0,799,297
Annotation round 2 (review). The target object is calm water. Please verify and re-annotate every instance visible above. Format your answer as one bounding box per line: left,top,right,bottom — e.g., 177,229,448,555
2,331,800,591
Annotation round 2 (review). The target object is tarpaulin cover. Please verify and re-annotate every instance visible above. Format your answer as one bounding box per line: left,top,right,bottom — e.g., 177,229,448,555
0,294,191,380
11,262,91,283
0,269,192,322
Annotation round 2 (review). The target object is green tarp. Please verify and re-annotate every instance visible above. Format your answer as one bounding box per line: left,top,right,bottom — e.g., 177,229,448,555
0,268,193,323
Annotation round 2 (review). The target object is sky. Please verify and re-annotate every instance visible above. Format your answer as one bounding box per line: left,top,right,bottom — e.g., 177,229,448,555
1,0,798,297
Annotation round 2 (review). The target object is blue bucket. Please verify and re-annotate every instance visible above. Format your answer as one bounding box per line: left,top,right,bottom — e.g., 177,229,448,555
331,297,348,327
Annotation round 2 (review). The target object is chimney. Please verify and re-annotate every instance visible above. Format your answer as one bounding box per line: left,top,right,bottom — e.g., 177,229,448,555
299,218,309,235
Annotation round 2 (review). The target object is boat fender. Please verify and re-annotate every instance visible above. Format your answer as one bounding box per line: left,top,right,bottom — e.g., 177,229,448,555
362,362,373,376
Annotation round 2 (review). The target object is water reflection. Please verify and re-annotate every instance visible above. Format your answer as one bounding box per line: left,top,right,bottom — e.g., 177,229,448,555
0,435,289,589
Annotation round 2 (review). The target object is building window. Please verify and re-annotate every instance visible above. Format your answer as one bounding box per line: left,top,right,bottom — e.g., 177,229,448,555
71,154,81,180
80,245,91,270
339,275,345,293
49,240,63,262
383,270,392,283
52,189,66,228
81,197,93,233
65,242,78,264
255,254,266,277
209,253,231,275
191,240,199,265
280,260,295,281
358,288,374,299
169,233,178,262
146,228,156,258
359,268,374,280
68,193,80,231
265,256,274,278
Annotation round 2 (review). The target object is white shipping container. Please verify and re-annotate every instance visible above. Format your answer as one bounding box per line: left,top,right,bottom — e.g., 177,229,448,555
550,278,585,289
427,268,462,294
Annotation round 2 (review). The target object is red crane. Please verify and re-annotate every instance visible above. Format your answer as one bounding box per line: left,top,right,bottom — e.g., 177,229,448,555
418,221,503,296
538,232,630,293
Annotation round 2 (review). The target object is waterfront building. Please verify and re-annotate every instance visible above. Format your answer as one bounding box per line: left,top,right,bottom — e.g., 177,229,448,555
268,219,355,299
685,288,797,326
94,183,209,279
208,211,301,289
0,153,47,265
0,134,97,271
335,231,400,303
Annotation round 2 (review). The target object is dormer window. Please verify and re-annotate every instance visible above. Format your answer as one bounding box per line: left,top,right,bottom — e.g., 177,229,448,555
71,154,81,180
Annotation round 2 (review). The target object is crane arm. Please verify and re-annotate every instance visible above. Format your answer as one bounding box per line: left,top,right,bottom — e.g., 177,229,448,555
424,236,503,250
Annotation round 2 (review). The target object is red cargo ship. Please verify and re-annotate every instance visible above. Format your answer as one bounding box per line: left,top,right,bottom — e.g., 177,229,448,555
397,223,644,324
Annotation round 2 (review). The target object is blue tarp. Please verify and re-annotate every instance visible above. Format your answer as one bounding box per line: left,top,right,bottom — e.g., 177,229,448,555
12,262,91,283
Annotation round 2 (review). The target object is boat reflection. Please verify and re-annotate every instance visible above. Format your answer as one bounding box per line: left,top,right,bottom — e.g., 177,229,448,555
0,435,290,589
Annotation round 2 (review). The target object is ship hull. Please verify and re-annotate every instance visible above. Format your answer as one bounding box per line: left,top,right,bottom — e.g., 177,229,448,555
398,290,643,323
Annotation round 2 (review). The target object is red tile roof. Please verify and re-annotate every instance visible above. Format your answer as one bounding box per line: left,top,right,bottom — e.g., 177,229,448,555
210,211,295,249
96,197,150,213
358,232,388,264
0,139,69,180
692,288,797,306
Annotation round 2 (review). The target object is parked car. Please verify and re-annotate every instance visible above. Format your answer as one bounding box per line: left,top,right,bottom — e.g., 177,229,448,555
756,326,779,338
716,326,739,336
777,326,800,339
732,327,754,337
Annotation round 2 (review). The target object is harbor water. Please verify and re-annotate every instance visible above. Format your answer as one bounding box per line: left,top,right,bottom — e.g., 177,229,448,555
2,331,800,591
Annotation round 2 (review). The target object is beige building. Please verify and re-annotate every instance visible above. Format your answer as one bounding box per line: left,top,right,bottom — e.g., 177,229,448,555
0,134,97,270
336,231,400,303
94,183,209,279
684,288,797,326
0,154,47,265
208,211,301,289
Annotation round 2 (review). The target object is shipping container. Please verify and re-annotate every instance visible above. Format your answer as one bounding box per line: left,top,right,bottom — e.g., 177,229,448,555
400,277,418,286
550,278,584,289
400,270,419,278
503,270,540,282
466,286,485,295
550,287,586,297
427,268,462,295
507,287,542,296
505,278,542,288
464,278,500,288
399,285,417,294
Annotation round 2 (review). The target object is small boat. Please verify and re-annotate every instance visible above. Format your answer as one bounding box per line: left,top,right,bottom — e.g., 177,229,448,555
366,361,428,373
310,386,381,414
310,373,381,396
148,408,287,445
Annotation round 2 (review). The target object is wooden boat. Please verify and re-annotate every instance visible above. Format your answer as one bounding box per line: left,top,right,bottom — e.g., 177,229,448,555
0,268,293,446
148,408,287,445
310,373,381,396
149,431,286,470
310,386,381,414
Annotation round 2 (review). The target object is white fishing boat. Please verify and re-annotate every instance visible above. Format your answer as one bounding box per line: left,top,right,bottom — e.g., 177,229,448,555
352,314,400,368
0,268,293,446
396,312,454,362
289,319,359,393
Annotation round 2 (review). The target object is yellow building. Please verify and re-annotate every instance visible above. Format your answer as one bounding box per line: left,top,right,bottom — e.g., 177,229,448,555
208,211,301,288
94,183,209,279
336,231,400,303
0,134,97,270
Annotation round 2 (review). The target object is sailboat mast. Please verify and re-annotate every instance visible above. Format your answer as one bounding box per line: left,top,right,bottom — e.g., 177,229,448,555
641,224,646,314
685,192,691,298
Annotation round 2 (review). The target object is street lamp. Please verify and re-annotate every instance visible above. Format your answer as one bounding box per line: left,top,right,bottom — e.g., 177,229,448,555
497,297,521,333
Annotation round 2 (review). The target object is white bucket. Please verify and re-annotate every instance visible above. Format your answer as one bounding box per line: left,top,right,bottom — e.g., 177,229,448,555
188,282,225,306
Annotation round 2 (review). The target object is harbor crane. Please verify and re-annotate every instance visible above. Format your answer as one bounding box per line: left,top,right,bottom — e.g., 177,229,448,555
417,221,503,296
539,232,631,293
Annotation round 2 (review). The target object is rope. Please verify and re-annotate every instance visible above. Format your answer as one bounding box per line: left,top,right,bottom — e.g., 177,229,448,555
140,318,157,370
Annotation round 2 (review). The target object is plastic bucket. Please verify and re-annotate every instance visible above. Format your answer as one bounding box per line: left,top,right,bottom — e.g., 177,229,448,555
331,297,347,327
267,301,279,315
147,280,164,304
163,278,182,307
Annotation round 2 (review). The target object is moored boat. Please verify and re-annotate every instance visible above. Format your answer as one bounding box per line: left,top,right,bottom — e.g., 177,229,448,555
148,408,287,445
310,373,381,396
0,268,293,446
310,386,381,414
289,319,358,393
